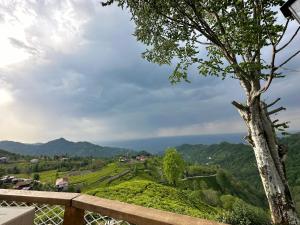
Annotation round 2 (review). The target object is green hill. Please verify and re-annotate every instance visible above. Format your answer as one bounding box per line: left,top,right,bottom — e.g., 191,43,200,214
0,148,22,160
7,155,271,224
87,180,220,220
176,133,300,212
177,142,259,187
81,157,271,225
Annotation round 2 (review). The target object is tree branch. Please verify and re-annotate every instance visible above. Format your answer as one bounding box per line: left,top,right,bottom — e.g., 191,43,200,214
268,107,286,115
183,0,249,79
194,40,213,45
277,50,300,69
232,101,249,112
259,44,276,94
251,50,260,62
276,26,300,52
273,122,289,128
275,19,290,46
265,98,281,108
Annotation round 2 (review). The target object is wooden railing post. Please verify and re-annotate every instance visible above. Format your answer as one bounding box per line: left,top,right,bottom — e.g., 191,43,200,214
63,205,85,225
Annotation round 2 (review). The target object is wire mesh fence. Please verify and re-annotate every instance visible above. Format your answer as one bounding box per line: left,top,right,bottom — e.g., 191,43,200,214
0,200,64,225
0,200,131,225
84,211,131,225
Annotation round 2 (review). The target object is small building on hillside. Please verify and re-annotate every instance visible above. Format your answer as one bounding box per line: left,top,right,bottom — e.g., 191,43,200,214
60,157,69,161
12,178,23,184
55,178,69,191
0,157,8,163
14,180,32,190
30,159,39,164
136,155,147,162
119,156,129,163
0,176,11,184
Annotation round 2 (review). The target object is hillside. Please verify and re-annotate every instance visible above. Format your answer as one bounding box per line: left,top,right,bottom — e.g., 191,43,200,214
176,133,300,212
177,142,259,187
83,160,270,224
5,156,272,224
0,138,133,157
87,180,220,220
177,133,300,188
0,148,21,159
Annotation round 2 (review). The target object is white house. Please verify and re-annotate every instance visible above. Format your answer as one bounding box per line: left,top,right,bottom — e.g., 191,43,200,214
0,157,8,163
30,159,39,164
55,178,69,191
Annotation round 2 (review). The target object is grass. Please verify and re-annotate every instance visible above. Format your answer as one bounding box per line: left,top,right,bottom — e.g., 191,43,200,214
12,162,130,191
13,170,68,183
87,179,222,220
69,163,130,191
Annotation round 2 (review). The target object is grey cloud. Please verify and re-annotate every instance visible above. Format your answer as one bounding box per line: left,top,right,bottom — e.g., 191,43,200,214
0,0,299,143
8,37,38,54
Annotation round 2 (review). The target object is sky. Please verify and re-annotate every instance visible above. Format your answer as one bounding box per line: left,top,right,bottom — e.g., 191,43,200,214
0,0,299,144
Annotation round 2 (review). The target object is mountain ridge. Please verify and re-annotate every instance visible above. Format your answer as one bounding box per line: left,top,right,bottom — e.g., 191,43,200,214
0,138,133,157
176,133,300,190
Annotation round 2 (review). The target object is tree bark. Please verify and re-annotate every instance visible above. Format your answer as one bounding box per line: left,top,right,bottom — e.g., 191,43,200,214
235,98,299,225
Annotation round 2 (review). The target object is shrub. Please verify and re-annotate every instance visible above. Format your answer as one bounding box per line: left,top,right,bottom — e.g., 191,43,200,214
219,199,271,225
33,173,40,181
201,189,220,206
220,194,238,210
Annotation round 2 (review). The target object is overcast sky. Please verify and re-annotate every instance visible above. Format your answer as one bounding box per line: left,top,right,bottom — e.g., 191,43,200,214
0,0,299,144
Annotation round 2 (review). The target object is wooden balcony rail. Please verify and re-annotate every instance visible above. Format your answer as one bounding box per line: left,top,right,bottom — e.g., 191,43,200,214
0,189,226,225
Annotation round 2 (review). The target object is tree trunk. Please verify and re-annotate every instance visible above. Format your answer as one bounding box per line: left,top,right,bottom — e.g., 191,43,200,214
236,99,299,225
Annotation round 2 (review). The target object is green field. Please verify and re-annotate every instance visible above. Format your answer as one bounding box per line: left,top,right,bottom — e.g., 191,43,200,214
1,155,272,225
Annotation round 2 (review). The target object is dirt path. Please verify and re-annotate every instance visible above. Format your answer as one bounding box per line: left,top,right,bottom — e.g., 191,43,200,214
181,174,217,181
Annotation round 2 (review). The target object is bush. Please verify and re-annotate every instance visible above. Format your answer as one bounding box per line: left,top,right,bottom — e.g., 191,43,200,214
220,194,238,210
201,189,220,206
219,199,271,225
88,180,220,220
33,173,40,181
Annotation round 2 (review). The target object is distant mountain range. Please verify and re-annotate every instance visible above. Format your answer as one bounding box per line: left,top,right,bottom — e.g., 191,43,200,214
102,133,246,153
0,133,246,157
0,138,132,157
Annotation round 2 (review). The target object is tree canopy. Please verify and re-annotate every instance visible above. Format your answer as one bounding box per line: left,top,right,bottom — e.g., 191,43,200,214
102,0,299,97
163,148,185,186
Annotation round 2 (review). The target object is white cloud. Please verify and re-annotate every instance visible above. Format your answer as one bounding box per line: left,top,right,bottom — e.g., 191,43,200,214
0,89,13,105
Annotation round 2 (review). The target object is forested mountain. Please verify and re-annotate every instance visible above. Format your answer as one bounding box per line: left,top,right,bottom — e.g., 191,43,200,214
177,133,300,189
0,138,132,157
177,133,300,212
177,142,259,188
0,149,21,159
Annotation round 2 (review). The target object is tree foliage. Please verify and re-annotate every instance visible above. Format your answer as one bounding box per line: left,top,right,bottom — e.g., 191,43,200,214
102,0,299,92
33,173,40,181
163,148,185,186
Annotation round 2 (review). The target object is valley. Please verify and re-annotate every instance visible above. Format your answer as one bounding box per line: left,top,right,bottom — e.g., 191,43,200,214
0,133,299,225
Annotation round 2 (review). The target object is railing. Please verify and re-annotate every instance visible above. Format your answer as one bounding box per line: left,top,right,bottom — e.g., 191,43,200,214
0,189,226,225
